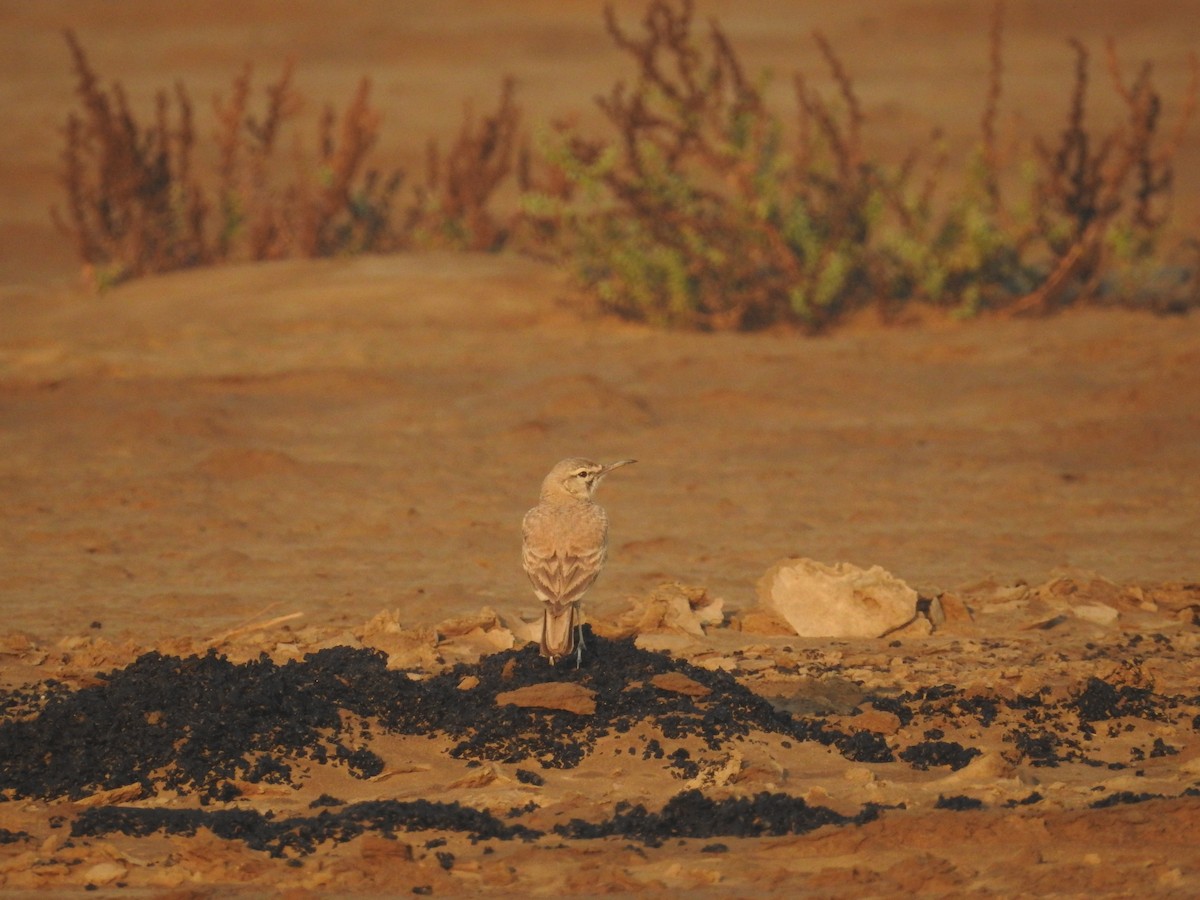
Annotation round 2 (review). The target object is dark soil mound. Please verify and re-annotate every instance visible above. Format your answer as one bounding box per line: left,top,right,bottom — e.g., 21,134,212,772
553,789,885,847
0,631,881,803
72,799,540,857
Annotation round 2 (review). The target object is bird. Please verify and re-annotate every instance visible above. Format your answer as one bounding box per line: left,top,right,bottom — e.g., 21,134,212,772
521,457,636,666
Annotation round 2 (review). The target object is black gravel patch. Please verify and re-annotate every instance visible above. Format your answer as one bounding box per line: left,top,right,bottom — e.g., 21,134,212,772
665,747,700,780
0,647,398,802
898,740,981,771
1008,727,1081,767
0,633,892,804
309,793,345,808
834,729,894,763
71,799,540,857
867,688,1000,730
430,631,816,768
1071,677,1163,724
1003,792,1044,808
552,789,884,847
68,792,889,856
1149,738,1180,757
0,679,67,720
867,675,1197,772
1089,790,1166,809
935,794,984,811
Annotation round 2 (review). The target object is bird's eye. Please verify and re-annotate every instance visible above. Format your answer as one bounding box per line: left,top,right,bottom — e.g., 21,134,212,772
575,470,589,479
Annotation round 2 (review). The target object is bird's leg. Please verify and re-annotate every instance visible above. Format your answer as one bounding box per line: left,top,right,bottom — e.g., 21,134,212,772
574,606,585,669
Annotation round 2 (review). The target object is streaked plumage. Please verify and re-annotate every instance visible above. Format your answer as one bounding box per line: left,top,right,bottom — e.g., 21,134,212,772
521,457,635,665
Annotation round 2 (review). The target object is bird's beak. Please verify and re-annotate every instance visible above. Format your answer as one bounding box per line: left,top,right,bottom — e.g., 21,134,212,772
602,459,637,474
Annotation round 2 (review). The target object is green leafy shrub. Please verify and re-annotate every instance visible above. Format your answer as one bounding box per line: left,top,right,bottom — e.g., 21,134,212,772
530,0,1198,329
523,2,894,330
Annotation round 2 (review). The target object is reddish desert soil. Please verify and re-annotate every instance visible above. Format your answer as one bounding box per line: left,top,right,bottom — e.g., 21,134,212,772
2,2,1200,895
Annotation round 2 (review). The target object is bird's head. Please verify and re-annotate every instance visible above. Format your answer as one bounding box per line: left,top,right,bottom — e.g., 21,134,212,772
541,457,636,501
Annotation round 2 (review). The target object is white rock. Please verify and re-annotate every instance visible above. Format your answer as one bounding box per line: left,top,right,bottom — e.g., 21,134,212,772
1072,602,1120,626
756,558,918,639
83,862,126,885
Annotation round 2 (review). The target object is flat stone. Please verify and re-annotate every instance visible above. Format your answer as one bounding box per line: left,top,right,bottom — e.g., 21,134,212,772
848,708,903,736
495,682,597,715
650,672,712,697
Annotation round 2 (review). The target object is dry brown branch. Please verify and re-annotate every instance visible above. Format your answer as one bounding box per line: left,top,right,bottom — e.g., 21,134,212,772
295,77,386,256
55,33,414,278
211,608,305,646
213,65,250,190
572,0,882,329
1032,39,1110,246
1102,40,1199,231
980,0,1005,205
1007,219,1104,315
812,30,863,175
1013,32,1197,314
236,62,301,260
423,76,522,251
1160,51,1200,164
52,29,212,282
599,0,760,183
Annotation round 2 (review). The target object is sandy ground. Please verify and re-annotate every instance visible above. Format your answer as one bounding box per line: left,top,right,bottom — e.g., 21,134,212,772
2,1,1200,895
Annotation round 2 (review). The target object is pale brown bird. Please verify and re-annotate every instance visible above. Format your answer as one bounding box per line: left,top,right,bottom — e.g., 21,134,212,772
521,457,636,665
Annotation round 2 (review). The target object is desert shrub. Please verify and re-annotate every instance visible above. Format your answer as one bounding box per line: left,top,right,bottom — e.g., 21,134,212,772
208,61,403,263
412,77,524,251
52,4,1198,323
52,31,524,287
873,5,1042,317
528,0,1199,329
53,31,213,286
523,1,894,330
973,12,1199,316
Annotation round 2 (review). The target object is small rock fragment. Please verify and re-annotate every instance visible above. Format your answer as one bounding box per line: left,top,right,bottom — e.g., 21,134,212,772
650,672,711,698
495,682,597,715
82,861,126,886
848,708,903,736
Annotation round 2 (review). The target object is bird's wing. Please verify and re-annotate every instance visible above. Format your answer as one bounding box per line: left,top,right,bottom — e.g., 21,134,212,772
523,542,607,607
522,505,608,606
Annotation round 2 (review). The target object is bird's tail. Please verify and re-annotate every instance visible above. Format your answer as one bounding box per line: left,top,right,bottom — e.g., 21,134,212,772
540,602,578,664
